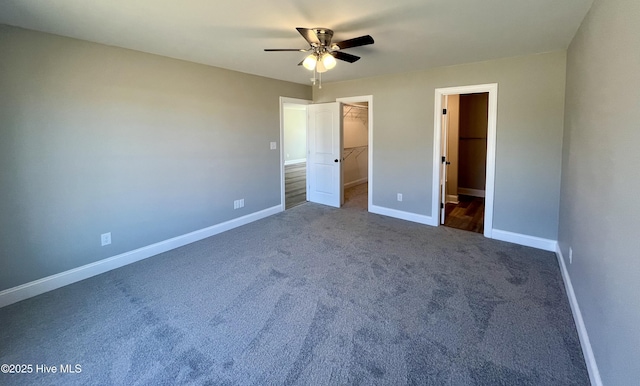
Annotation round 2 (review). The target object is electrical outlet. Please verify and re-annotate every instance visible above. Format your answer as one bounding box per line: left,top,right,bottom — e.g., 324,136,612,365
397,193,403,202
233,199,245,209
101,232,111,246
569,247,573,264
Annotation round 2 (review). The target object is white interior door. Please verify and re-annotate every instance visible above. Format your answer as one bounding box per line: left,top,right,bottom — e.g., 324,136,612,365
440,96,449,224
307,102,342,207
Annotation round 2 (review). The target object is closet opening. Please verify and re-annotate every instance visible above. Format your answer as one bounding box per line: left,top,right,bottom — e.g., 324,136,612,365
341,102,369,211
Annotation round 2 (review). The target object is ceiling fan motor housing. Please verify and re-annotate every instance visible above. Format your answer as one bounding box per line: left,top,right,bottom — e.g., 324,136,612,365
312,28,334,47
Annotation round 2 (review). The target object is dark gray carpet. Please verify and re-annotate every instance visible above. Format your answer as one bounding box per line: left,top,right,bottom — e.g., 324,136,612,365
0,185,588,385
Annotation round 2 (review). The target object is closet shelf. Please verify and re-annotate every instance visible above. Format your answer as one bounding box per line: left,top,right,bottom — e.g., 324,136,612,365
342,145,368,160
343,104,368,125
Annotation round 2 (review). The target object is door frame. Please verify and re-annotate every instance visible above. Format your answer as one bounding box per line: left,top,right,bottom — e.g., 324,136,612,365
336,95,373,212
440,95,449,225
279,96,312,211
432,84,497,238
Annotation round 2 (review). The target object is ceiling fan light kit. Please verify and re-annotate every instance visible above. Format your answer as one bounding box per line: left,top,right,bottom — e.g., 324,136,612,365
302,55,317,71
322,53,336,70
265,27,374,87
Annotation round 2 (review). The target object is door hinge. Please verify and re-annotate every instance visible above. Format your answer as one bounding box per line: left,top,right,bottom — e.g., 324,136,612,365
441,203,444,209
442,108,447,115
442,156,446,163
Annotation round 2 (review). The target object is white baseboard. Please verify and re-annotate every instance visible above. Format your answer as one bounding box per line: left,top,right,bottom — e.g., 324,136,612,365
370,205,437,226
284,158,306,165
446,194,459,204
0,205,282,308
491,229,557,251
344,177,368,189
555,245,603,386
458,188,485,197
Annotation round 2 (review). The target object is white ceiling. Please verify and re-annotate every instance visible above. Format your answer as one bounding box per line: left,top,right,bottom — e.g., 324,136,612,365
0,0,593,85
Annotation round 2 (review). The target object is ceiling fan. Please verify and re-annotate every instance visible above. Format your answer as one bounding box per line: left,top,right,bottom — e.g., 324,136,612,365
264,27,374,74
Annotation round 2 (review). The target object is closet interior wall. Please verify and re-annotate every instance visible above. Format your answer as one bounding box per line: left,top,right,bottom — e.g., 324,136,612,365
342,104,369,188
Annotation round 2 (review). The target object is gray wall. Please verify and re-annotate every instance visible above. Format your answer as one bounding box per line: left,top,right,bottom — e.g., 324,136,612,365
0,25,310,291
559,0,640,383
315,52,566,239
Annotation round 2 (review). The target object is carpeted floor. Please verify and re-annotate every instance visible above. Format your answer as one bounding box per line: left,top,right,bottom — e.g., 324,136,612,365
0,185,588,385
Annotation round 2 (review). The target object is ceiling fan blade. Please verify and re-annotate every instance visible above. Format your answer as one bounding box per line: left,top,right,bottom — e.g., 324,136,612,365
297,59,305,66
331,51,361,63
264,48,307,52
333,35,374,50
296,27,320,46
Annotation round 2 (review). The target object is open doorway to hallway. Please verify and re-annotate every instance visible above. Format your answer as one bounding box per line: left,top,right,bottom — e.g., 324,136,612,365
281,99,310,210
439,90,492,234
434,83,496,238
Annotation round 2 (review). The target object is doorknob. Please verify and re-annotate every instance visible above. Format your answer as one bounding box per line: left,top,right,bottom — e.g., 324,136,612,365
446,161,451,165
334,159,339,163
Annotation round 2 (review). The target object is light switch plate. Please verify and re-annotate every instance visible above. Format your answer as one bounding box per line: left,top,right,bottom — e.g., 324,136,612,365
270,142,277,150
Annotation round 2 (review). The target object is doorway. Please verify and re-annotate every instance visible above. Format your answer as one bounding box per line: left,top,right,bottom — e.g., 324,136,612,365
341,102,369,210
283,96,373,211
442,93,488,233
280,97,311,210
337,95,373,212
432,84,497,238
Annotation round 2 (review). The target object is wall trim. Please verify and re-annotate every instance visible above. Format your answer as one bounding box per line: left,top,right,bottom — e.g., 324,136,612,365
344,177,368,189
446,194,459,204
0,205,282,308
491,229,557,251
458,188,485,197
370,205,437,226
284,158,306,166
555,245,603,386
